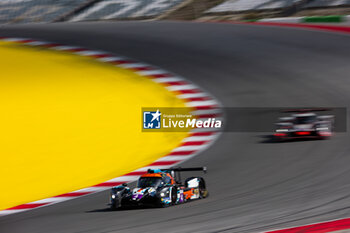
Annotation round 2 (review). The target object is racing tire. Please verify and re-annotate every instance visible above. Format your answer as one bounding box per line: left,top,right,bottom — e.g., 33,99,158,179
273,136,284,143
318,134,331,140
170,187,178,205
111,199,121,210
198,178,208,199
111,193,122,210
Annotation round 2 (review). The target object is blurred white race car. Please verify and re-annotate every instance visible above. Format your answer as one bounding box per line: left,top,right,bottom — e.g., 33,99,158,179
274,109,334,141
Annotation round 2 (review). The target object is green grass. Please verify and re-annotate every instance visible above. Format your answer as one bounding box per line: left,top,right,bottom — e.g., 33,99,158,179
303,15,344,23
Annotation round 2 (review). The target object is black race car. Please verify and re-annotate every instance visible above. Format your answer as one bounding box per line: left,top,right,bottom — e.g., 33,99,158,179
110,167,208,209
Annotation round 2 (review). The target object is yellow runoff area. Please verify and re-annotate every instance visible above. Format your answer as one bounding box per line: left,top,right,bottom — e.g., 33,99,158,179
0,41,190,210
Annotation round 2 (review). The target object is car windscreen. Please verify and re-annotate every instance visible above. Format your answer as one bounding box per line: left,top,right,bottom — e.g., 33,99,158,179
295,116,316,124
137,177,162,188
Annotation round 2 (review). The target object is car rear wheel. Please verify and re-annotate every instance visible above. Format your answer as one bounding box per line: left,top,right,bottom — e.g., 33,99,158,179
198,179,208,199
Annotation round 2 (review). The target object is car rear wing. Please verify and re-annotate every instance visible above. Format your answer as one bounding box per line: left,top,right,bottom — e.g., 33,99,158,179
275,122,293,129
147,167,207,183
278,117,294,122
147,167,207,174
282,108,331,113
167,167,207,173
317,115,334,121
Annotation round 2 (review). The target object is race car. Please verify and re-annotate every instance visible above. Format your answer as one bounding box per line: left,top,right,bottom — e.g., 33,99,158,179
273,109,334,141
110,167,208,209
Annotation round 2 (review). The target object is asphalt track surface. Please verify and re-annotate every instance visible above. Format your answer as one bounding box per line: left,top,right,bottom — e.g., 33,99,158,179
1,21,350,233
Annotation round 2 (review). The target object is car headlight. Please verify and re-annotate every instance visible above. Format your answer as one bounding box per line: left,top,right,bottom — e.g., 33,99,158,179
111,194,116,199
160,193,165,197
